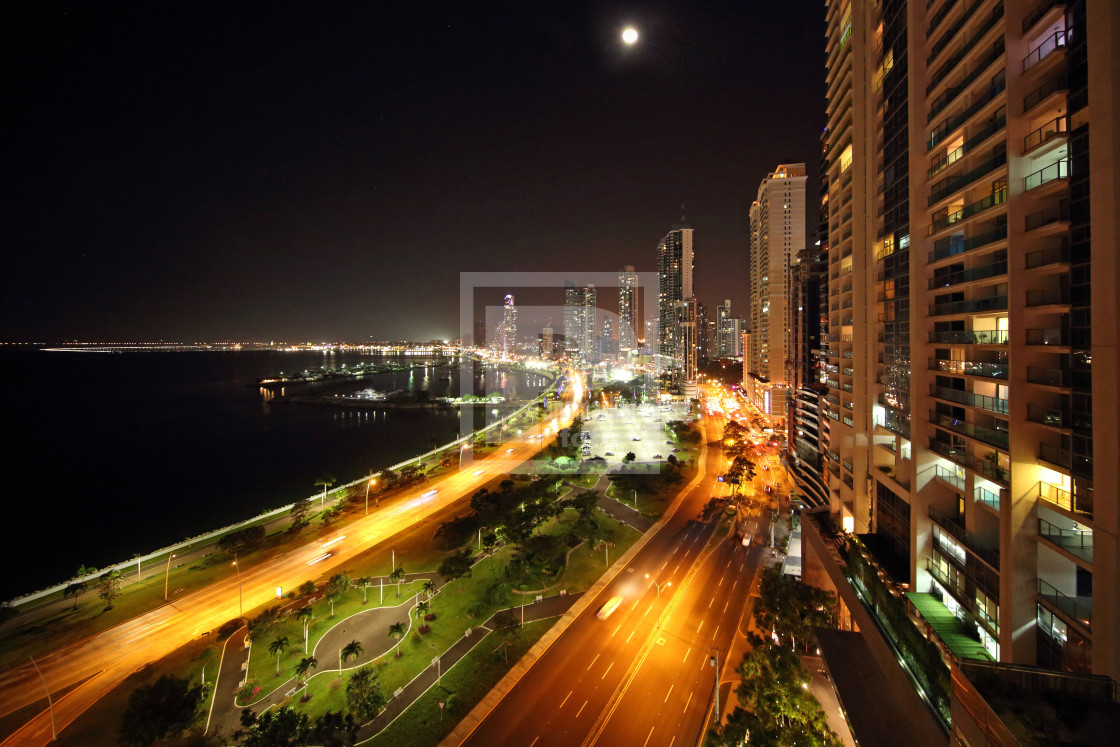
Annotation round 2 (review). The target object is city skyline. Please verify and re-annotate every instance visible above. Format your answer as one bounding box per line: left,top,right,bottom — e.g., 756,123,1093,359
4,1,826,343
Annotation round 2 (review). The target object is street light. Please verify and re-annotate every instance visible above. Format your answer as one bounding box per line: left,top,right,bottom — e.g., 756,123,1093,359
645,574,671,629
232,554,244,617
364,476,377,514
164,553,177,600
459,442,472,470
709,645,725,725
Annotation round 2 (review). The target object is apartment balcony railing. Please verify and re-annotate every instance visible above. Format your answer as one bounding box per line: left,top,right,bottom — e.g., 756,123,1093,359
928,258,1008,289
1025,201,1070,231
928,37,1006,121
929,439,1010,486
1038,481,1093,519
929,144,964,179
929,505,1001,569
1026,286,1070,307
930,385,1009,414
928,329,1007,347
1027,365,1071,388
1023,29,1067,73
1023,75,1067,112
1023,116,1068,152
1023,0,1065,34
1038,578,1091,631
1038,518,1092,561
929,359,1009,379
1039,443,1073,469
928,0,987,65
976,486,1000,510
1024,242,1070,270
934,464,965,490
932,413,1010,449
929,188,1007,234
929,151,1008,207
928,78,1006,151
1026,327,1070,346
1025,159,1070,191
1027,404,1071,428
930,294,1008,317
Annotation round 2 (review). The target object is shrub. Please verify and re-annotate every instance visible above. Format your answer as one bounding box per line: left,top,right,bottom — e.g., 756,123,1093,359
419,624,431,634
218,618,244,639
424,613,436,621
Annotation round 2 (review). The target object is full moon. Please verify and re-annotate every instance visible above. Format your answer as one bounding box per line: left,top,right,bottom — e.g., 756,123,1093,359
621,27,639,45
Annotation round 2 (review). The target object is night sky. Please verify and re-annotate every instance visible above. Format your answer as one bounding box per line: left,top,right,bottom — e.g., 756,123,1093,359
5,1,826,343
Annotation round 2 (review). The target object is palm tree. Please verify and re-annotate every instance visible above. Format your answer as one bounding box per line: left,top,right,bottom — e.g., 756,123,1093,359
314,473,336,507
421,578,436,600
389,566,405,597
296,606,313,654
359,577,372,604
269,636,290,675
294,656,318,685
387,622,406,658
415,600,430,619
340,639,364,671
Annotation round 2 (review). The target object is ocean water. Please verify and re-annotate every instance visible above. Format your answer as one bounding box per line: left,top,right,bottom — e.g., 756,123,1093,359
0,349,546,600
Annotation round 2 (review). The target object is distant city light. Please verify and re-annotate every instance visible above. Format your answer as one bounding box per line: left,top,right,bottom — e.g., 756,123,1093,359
622,27,639,45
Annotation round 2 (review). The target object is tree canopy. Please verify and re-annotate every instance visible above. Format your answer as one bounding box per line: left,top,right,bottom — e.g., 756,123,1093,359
118,674,203,746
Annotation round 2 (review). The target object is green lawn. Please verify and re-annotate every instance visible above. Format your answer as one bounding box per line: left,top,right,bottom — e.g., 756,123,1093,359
370,618,556,747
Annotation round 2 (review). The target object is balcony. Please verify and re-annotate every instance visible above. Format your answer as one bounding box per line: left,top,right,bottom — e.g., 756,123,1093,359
1023,0,1065,35
934,464,965,490
928,78,1006,151
1038,518,1092,563
929,188,1007,235
1037,578,1091,631
1024,242,1070,271
1026,327,1070,346
930,385,1009,415
1025,286,1070,308
931,413,1009,449
927,0,987,65
928,258,1008,290
930,294,1008,317
1027,404,1072,429
1023,30,1067,73
1027,365,1071,388
1025,201,1070,234
1023,75,1067,114
929,505,1000,570
929,359,1009,379
1039,443,1073,470
1025,159,1070,192
929,440,1010,486
1038,481,1093,519
928,329,1008,345
928,37,1007,122
1023,116,1068,155
928,151,1008,207
976,485,1000,511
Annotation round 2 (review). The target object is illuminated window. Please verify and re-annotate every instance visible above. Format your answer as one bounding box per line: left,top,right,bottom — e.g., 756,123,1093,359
839,144,853,172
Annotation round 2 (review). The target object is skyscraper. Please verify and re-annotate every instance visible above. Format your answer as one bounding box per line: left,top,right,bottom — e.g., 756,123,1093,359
811,0,1120,707
618,265,640,355
656,222,694,376
747,163,806,420
563,282,597,363
500,294,517,357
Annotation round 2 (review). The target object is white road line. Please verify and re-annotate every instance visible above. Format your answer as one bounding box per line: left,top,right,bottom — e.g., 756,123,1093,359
560,690,572,709
577,700,588,718
708,598,714,608
643,726,656,747
673,563,680,574
670,736,676,747
612,623,621,637
684,692,693,712
732,580,739,590
665,684,674,702
587,654,600,670
697,620,704,634
683,647,691,663
602,662,614,679
645,604,653,616
626,629,635,644
718,577,724,587
714,624,720,638
723,601,729,613
530,737,540,747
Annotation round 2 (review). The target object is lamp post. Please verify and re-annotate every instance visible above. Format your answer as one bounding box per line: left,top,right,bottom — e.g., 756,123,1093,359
164,553,177,601
709,645,725,725
459,442,472,470
232,554,243,617
645,574,671,629
364,476,377,514
478,526,486,552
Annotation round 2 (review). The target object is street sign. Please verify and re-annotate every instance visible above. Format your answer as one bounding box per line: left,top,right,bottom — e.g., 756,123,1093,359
439,702,445,710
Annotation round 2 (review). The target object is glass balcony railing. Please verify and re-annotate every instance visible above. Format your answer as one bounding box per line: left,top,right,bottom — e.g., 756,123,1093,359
929,152,1008,207
1025,201,1070,231
1027,404,1071,428
927,36,1006,122
934,464,965,490
929,505,1001,569
929,359,1009,379
929,440,1010,486
928,258,1008,289
1023,0,1065,34
1026,287,1070,307
1025,159,1070,191
928,79,1006,151
932,414,1009,449
930,188,1007,234
1039,443,1073,469
975,486,1000,510
1038,518,1092,560
930,294,1008,316
1023,29,1067,73
1023,75,1067,112
930,385,1009,414
1027,366,1071,387
1038,578,1091,631
1024,242,1070,270
1023,116,1068,152
1026,327,1069,346
1038,481,1093,518
931,329,1008,346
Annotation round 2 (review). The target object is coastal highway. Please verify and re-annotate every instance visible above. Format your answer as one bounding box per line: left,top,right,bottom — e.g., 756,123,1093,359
0,378,584,746
459,392,765,747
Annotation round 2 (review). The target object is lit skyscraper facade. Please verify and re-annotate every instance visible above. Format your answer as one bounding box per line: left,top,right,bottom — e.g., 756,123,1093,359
563,282,597,363
656,222,694,376
618,265,639,355
813,0,1120,711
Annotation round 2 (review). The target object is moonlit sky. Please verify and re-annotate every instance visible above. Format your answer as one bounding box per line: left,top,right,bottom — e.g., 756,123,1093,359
4,1,825,343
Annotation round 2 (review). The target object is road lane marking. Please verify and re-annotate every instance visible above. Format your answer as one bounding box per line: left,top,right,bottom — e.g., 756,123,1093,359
587,654,600,671
602,662,614,679
626,630,635,644
673,563,680,574
708,598,714,608
684,692,693,712
643,726,656,747
560,690,572,709
683,647,691,663
713,624,720,638
723,600,729,613
576,700,588,717
669,737,676,747
612,623,622,637
697,620,704,634
732,580,739,590
718,577,724,587
530,737,539,747
665,684,674,702
645,604,653,616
